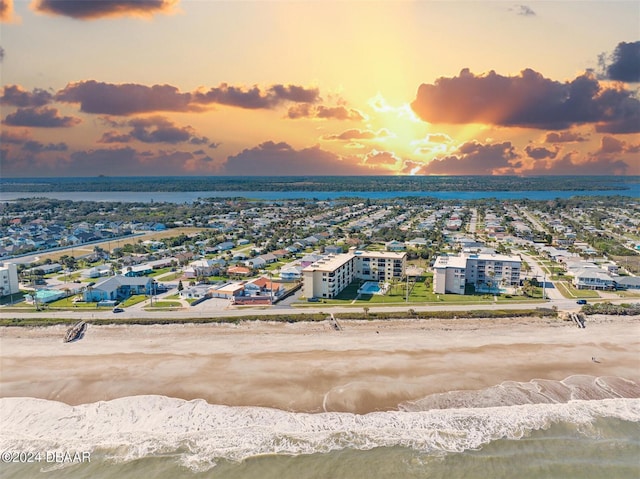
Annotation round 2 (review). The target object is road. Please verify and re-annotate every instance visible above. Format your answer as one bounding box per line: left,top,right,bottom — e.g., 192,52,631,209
3,295,623,323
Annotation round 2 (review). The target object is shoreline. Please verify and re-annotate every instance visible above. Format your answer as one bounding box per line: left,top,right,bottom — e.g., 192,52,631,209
1,315,638,414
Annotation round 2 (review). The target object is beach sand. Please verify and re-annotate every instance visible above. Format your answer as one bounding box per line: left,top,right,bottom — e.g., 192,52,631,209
1,316,638,414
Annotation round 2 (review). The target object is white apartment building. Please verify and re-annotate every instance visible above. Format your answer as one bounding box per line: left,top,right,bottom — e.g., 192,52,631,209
0,263,20,297
303,251,407,299
433,253,521,295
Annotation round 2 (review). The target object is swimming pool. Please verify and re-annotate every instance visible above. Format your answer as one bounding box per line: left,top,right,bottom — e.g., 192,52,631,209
358,281,387,295
28,289,66,304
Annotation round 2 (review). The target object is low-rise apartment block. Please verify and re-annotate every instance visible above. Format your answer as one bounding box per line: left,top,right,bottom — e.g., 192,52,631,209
303,251,407,299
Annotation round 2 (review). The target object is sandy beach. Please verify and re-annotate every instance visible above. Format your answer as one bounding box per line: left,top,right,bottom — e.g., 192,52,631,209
1,316,639,414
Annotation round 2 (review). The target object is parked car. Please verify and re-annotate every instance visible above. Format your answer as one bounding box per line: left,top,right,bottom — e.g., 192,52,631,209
112,307,124,313
576,299,587,305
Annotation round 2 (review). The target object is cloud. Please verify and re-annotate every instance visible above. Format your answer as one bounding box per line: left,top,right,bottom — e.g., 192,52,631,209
594,135,640,155
193,83,319,109
322,128,391,141
411,68,640,132
97,116,209,145
522,151,632,175
21,140,68,153
286,103,314,119
3,107,81,127
287,104,366,121
0,129,29,145
514,5,536,16
222,141,385,175
56,81,195,115
56,80,319,115
1,84,54,107
1,146,218,176
0,0,18,23
423,133,452,144
544,130,588,143
418,141,520,175
599,41,640,82
32,0,180,20
362,150,401,168
524,145,559,160
316,105,366,121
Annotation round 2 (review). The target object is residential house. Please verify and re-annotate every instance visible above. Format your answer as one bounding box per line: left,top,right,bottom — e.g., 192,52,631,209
227,266,251,276
385,240,405,252
280,265,302,281
84,275,153,302
572,269,616,290
82,264,112,279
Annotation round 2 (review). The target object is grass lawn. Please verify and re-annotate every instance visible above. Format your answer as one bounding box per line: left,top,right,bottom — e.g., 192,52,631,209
121,295,148,307
148,301,182,308
554,281,600,299
157,272,183,281
303,278,534,305
149,267,173,277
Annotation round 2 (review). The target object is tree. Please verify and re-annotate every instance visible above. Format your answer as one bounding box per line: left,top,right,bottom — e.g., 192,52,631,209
177,280,184,292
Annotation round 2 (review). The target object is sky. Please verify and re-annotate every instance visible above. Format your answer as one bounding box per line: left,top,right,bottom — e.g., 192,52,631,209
0,0,639,177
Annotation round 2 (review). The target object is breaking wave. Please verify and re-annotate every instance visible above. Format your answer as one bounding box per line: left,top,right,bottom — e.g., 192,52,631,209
1,384,639,472
400,375,640,411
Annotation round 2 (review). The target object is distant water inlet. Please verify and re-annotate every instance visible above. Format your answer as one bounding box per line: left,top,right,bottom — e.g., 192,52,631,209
358,281,389,295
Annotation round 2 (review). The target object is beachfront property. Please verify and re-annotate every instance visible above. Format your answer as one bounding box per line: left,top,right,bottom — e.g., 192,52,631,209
302,251,407,299
0,262,20,296
83,275,154,302
572,269,616,290
433,252,522,295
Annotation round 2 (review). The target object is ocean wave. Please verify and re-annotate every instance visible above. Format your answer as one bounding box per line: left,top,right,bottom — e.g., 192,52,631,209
400,375,640,411
1,392,639,472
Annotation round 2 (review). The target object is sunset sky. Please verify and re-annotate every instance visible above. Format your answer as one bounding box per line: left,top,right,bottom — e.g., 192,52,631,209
1,0,639,177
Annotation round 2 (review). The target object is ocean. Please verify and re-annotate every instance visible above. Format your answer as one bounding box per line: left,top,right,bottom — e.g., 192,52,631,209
2,378,639,478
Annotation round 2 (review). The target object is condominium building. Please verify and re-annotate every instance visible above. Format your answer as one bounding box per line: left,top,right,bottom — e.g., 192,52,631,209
433,253,521,295
0,262,20,297
303,251,407,299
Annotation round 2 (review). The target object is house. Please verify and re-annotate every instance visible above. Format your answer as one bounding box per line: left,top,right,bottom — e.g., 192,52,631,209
280,265,302,281
216,241,235,251
572,269,616,290
406,238,428,247
272,249,290,259
385,240,406,252
184,258,223,278
227,266,251,276
258,253,277,264
324,245,343,254
245,257,267,269
210,282,245,299
616,276,640,290
122,264,153,277
244,276,285,298
83,275,153,302
179,284,211,299
26,263,63,275
82,264,112,278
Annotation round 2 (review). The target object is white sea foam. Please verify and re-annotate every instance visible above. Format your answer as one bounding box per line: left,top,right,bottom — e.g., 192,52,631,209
1,393,639,472
399,375,640,411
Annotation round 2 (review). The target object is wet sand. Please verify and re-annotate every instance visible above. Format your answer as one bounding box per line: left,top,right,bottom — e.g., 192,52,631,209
1,316,638,414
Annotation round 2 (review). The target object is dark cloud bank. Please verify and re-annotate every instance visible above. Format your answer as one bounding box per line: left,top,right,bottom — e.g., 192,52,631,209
411,68,640,133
